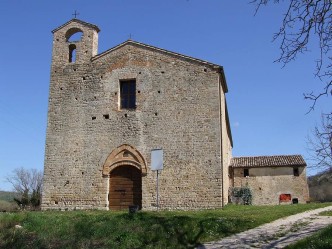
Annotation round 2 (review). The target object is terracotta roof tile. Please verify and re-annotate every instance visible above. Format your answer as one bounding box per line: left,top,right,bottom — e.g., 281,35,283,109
230,155,306,168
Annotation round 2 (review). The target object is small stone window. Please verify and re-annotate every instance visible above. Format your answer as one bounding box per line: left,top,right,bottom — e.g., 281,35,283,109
244,168,249,177
69,44,77,63
120,79,136,109
292,198,299,204
293,167,299,176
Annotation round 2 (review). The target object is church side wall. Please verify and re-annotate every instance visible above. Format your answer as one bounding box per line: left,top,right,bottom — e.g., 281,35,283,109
232,166,309,205
219,85,232,206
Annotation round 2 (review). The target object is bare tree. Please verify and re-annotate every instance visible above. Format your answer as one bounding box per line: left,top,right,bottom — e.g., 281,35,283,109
307,114,332,170
252,0,332,113
6,167,43,209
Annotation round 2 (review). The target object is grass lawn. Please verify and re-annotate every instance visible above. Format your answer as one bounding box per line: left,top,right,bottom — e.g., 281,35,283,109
320,210,332,216
285,225,332,249
0,203,331,249
285,209,332,249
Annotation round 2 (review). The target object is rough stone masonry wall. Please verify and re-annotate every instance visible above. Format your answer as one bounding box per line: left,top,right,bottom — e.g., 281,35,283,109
233,166,309,205
42,21,229,210
42,21,105,210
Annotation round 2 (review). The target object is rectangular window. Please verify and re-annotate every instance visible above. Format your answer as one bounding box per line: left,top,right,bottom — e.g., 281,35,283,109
293,167,299,176
120,80,136,109
244,168,249,177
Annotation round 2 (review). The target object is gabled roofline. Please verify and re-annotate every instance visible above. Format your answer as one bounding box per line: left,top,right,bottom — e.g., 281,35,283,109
92,40,220,68
52,18,100,33
92,39,229,94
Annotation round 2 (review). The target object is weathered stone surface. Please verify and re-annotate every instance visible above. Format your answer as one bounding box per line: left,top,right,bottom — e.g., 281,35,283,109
231,164,309,205
42,18,308,211
42,19,232,211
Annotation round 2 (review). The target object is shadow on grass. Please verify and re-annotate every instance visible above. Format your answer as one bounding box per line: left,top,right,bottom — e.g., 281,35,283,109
111,212,247,249
0,210,256,249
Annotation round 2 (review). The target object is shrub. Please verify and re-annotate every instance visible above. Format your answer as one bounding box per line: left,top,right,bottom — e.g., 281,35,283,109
230,186,253,205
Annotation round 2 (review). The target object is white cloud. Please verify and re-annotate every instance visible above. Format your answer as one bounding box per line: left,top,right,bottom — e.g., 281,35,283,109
233,121,240,128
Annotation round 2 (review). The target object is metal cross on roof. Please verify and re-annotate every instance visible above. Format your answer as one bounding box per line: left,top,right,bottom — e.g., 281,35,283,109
72,10,80,19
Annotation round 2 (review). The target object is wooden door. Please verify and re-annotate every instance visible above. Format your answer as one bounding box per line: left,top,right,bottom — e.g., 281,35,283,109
109,165,142,210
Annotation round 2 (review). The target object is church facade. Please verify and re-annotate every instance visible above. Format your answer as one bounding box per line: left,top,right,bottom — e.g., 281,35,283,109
41,19,308,211
42,19,232,210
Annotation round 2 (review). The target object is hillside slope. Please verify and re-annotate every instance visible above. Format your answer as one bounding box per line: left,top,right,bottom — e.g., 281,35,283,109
0,191,18,212
0,191,17,202
308,168,332,202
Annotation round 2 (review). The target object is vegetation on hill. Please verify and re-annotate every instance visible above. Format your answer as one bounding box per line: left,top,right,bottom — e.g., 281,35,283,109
0,191,18,212
0,203,331,249
0,191,17,202
308,168,332,202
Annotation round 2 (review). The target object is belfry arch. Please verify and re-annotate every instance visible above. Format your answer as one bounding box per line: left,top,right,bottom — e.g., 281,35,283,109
102,144,146,210
65,27,83,42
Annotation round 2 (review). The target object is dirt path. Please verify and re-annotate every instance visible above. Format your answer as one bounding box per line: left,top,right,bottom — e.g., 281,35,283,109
198,205,332,249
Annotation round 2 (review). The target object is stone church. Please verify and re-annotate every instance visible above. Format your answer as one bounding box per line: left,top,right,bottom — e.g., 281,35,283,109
41,19,309,211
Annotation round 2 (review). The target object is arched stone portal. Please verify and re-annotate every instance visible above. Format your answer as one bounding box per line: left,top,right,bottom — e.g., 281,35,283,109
102,144,147,210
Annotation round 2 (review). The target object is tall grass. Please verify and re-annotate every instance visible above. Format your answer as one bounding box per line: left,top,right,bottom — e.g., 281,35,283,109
285,209,332,249
285,225,332,249
0,203,331,249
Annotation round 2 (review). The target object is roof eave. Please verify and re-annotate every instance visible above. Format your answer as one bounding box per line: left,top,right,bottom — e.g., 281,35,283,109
231,164,307,168
218,67,228,93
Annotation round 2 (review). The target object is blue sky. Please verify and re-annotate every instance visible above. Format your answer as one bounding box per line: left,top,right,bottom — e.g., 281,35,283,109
0,1,329,191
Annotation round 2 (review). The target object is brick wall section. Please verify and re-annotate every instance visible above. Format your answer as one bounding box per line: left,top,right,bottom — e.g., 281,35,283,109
42,19,232,210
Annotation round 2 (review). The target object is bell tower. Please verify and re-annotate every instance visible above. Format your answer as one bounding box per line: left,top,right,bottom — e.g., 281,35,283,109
51,19,100,66
42,19,100,210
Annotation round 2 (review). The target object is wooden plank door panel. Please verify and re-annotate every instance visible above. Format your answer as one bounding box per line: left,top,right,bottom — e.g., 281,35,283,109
109,166,142,210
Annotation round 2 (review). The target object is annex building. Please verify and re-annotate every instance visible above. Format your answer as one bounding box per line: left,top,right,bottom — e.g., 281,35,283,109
41,19,309,211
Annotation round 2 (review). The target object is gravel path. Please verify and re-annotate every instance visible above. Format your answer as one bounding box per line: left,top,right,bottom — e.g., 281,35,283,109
198,205,332,249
